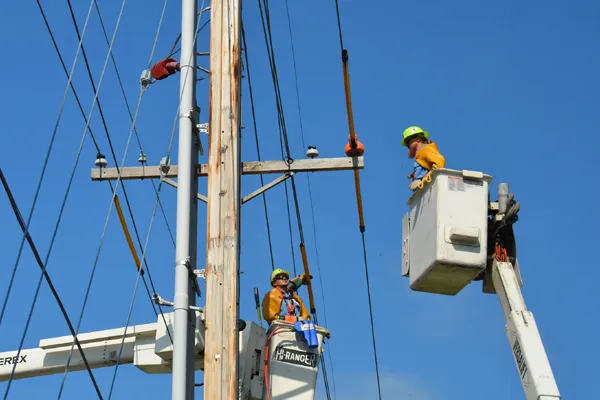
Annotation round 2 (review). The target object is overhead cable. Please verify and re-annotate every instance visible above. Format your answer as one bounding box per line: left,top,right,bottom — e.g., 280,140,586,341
255,0,333,398
0,168,104,398
241,24,276,271
332,0,382,398
2,1,100,398
0,0,93,334
282,0,338,396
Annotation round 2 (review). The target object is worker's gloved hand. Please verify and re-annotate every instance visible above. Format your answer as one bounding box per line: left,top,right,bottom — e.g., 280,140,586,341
409,179,422,191
300,274,313,283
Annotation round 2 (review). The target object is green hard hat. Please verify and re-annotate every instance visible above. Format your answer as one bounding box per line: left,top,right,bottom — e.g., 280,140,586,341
402,126,429,146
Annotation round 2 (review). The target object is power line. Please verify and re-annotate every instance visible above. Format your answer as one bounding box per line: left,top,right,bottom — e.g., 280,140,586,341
255,0,334,398
241,24,276,271
0,169,103,398
2,2,101,398
106,177,167,399
75,3,208,394
65,0,166,310
92,0,176,247
331,0,382,398
51,0,131,395
34,0,168,337
282,0,338,396
0,0,93,332
255,0,300,281
73,0,175,342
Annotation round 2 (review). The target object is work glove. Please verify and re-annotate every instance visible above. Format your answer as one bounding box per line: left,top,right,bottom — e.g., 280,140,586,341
408,179,422,191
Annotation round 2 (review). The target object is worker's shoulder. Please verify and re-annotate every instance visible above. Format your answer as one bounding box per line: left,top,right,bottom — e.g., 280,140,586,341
264,287,282,298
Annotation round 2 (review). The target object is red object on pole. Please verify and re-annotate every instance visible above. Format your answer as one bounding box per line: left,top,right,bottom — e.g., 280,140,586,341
344,135,365,157
151,58,180,80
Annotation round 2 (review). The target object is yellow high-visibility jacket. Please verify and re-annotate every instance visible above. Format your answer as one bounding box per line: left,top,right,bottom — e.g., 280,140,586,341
261,287,310,325
415,142,445,171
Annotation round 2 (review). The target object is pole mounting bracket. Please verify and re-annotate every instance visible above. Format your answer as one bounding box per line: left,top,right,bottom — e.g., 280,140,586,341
176,257,202,297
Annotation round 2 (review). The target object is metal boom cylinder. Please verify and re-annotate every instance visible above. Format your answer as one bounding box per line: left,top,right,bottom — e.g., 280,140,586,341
172,0,199,398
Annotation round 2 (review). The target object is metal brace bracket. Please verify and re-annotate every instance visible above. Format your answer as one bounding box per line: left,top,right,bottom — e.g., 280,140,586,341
153,293,202,311
193,269,206,279
241,172,293,204
159,155,171,175
197,122,208,135
182,107,204,155
161,177,208,203
176,257,202,297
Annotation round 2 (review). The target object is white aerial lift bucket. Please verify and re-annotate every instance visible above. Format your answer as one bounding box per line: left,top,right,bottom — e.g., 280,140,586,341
402,168,493,295
262,320,330,400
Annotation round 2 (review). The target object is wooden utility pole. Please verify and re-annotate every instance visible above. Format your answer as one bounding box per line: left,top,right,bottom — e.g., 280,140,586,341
204,0,242,398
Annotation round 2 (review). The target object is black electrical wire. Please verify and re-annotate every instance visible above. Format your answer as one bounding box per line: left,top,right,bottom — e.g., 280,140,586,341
0,168,104,399
64,0,174,345
241,24,276,271
282,0,338,395
255,1,336,398
35,0,169,342
93,0,176,247
331,0,382,397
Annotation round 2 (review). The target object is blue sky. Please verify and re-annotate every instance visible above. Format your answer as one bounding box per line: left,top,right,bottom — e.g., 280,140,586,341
0,0,598,399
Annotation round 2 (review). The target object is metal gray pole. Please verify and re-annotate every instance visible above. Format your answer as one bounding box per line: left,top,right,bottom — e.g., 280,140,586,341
172,0,198,398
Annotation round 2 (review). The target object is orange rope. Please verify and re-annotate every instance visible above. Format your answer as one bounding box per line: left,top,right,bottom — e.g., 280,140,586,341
342,50,356,142
299,244,316,314
114,195,143,274
341,50,366,232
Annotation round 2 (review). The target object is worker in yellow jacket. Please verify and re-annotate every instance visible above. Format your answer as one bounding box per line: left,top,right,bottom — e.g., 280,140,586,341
402,125,446,191
262,268,310,325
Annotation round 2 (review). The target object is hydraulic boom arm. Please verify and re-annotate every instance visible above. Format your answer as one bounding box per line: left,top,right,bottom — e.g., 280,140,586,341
0,311,204,382
491,259,561,400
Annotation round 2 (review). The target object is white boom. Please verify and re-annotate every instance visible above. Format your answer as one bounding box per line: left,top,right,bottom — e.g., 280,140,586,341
491,259,561,400
0,312,329,400
0,311,203,382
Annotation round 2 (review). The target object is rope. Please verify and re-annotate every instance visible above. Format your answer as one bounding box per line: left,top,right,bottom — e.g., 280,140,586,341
113,196,143,274
0,0,92,332
0,169,103,398
241,24,276,271
332,0,381,397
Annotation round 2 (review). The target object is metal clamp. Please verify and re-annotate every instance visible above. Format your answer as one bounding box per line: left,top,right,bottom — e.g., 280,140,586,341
153,292,203,312
182,107,204,155
176,257,202,297
194,269,206,280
